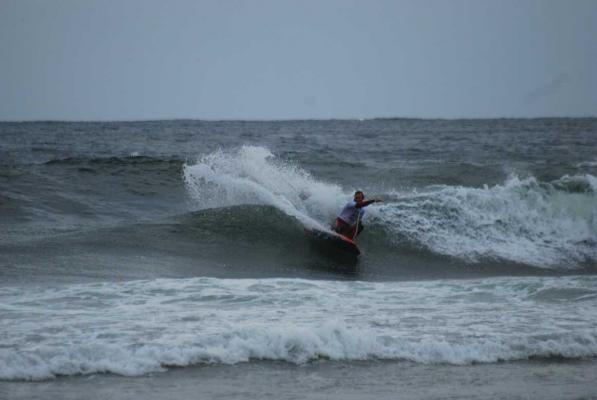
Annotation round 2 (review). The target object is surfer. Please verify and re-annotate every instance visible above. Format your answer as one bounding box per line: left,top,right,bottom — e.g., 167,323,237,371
333,191,382,239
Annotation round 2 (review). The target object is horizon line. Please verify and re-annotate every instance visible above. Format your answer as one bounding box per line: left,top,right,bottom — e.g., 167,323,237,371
2,114,597,123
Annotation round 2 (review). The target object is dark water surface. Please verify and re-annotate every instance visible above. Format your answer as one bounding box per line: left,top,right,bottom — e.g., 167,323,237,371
2,118,596,282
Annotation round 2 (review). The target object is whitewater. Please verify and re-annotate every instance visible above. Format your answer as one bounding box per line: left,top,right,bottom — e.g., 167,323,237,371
2,275,597,380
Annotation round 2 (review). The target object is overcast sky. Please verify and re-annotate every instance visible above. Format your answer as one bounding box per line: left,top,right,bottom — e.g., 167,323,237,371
1,0,596,120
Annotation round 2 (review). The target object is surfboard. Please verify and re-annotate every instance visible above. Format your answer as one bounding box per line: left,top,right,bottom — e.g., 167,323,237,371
304,228,361,256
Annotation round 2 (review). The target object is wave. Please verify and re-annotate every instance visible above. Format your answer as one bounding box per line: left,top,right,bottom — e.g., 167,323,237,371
1,276,596,380
377,174,597,268
183,146,596,269
0,155,191,245
183,146,345,231
576,159,597,168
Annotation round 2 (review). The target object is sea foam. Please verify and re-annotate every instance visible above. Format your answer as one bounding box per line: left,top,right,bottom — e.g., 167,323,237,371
1,276,596,380
375,174,596,267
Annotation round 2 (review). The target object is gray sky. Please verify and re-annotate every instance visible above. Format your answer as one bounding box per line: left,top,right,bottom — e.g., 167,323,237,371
1,0,596,120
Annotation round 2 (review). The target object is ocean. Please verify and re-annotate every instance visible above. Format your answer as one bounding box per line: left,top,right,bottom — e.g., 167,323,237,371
1,118,596,399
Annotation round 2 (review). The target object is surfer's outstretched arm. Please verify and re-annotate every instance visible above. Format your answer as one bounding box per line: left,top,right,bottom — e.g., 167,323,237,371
355,198,383,208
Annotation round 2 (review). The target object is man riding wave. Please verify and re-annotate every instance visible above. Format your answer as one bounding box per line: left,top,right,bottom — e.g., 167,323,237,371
333,191,382,239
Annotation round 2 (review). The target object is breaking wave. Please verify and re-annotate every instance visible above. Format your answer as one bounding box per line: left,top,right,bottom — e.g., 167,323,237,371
183,146,596,269
1,275,596,380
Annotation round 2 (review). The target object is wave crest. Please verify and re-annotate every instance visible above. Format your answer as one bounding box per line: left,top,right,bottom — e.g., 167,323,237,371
183,146,344,229
377,174,596,268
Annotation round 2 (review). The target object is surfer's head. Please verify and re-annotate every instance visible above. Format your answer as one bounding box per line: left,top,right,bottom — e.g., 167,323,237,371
354,191,364,202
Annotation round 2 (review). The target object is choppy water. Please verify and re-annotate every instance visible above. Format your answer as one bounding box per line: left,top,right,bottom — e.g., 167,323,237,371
1,119,596,398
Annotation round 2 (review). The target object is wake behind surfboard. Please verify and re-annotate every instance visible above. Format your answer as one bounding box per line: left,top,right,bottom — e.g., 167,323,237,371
304,227,361,257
